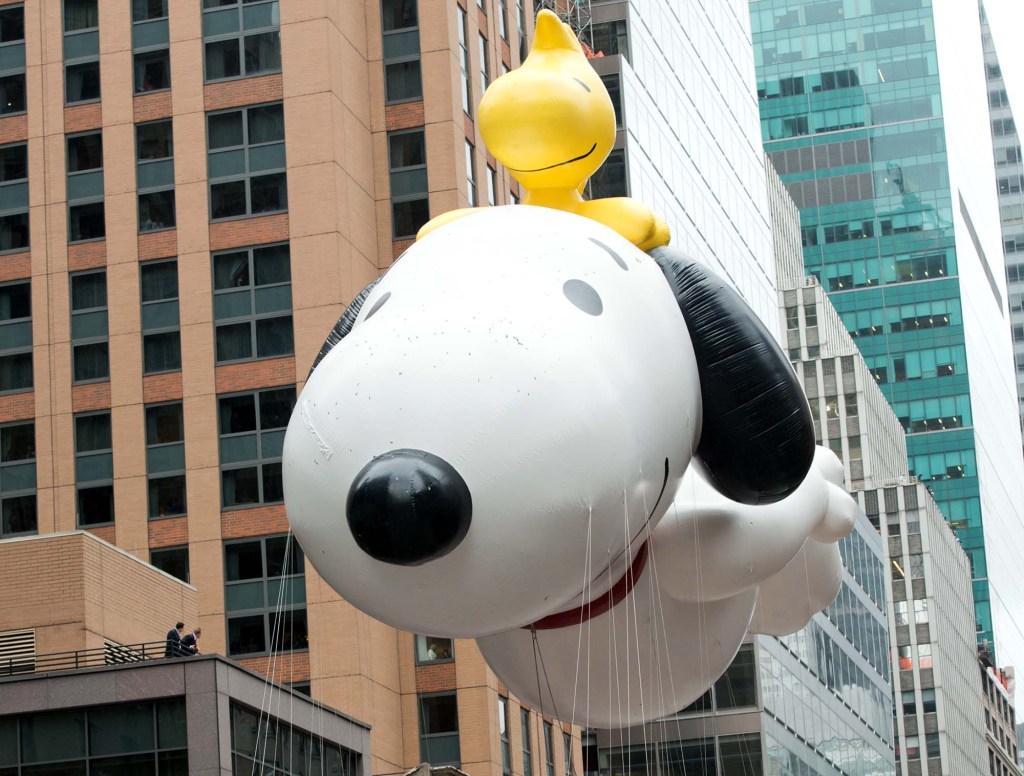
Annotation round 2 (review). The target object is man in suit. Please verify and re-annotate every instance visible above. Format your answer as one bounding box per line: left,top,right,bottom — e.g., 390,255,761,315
165,622,184,657
180,627,202,656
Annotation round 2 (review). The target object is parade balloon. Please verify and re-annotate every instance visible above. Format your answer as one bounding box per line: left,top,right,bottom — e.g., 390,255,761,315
283,206,858,725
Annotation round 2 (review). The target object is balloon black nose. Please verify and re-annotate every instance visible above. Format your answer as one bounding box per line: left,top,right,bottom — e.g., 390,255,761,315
346,449,472,566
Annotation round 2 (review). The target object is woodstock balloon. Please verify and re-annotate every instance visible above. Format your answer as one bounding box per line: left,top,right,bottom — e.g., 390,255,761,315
283,9,858,728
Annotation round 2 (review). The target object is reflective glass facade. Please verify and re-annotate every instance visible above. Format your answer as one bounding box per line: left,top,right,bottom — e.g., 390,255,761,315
752,0,1024,665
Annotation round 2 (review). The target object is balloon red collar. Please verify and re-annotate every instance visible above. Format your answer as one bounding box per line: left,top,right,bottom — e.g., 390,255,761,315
526,541,650,631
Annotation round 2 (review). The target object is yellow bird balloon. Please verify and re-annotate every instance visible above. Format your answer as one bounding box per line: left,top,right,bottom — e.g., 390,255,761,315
417,9,671,251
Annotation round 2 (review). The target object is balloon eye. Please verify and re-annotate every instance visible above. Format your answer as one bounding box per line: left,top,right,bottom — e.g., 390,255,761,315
563,279,603,316
364,291,391,320
589,237,628,270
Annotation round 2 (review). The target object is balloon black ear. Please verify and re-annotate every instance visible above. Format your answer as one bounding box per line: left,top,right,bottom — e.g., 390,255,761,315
308,279,380,378
650,247,815,505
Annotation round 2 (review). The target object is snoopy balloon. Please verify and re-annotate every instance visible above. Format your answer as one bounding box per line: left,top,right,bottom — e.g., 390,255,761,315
283,12,857,729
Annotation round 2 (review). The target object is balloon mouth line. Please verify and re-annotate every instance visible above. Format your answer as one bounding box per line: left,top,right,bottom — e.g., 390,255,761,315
507,143,597,173
526,540,649,631
524,458,669,631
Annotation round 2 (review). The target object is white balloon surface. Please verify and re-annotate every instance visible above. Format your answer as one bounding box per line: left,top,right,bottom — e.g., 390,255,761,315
283,205,857,726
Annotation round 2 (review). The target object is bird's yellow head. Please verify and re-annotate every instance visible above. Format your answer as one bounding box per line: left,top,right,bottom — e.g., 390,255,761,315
479,10,615,192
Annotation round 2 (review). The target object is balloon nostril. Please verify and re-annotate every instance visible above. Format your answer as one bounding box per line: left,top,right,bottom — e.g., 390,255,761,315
346,449,473,566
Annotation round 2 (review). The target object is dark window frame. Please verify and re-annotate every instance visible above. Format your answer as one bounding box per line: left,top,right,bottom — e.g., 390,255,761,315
63,0,100,105
0,141,29,253
217,385,294,509
0,278,31,394
145,400,186,519
201,0,281,84
388,128,429,239
0,4,26,117
381,0,422,104
140,257,181,375
150,543,189,583
74,409,114,527
206,102,287,221
211,242,293,365
0,419,36,537
66,130,105,243
223,533,307,658
69,268,109,383
136,120,176,232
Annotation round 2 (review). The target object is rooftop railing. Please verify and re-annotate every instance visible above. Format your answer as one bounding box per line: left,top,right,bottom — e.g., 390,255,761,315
0,639,185,678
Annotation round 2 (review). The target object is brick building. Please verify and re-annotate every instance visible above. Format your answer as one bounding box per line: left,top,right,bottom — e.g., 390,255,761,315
0,0,589,774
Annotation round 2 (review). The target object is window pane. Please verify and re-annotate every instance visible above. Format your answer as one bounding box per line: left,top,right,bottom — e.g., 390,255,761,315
0,144,26,183
146,403,183,445
68,134,103,173
71,273,106,311
265,535,303,577
69,201,106,241
157,699,187,748
78,483,114,525
134,49,170,92
214,251,250,289
226,540,263,580
222,466,260,506
420,694,459,734
0,7,24,42
0,281,29,321
255,315,293,358
149,474,186,517
137,122,173,161
250,172,287,213
219,394,256,434
248,104,285,143
1,422,34,462
0,211,29,251
66,61,101,103
382,0,417,30
228,614,266,655
208,111,244,149
714,644,757,709
392,197,429,238
270,607,308,651
259,388,294,429
138,190,176,231
2,494,36,535
75,413,110,452
385,60,422,102
140,261,178,302
0,352,31,391
205,38,241,80
89,703,155,756
20,711,86,763
0,73,25,114
151,546,189,582
144,331,181,373
389,131,425,169
210,180,247,219
262,461,283,502
253,244,290,284
73,341,109,381
216,322,252,361
243,31,281,75
64,0,98,31
133,0,168,22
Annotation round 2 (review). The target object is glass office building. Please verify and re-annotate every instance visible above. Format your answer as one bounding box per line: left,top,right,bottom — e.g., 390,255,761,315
751,0,1024,666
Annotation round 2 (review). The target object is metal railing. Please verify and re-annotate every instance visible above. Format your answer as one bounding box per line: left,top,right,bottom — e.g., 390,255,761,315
0,640,180,678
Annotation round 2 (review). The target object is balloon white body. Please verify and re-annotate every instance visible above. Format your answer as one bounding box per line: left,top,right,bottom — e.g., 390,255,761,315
283,206,700,638
478,449,855,726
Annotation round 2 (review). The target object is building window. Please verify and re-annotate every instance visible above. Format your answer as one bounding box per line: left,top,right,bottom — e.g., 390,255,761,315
225,534,307,656
544,721,554,776
498,0,508,40
0,6,25,116
0,420,34,537
140,259,181,374
414,634,453,663
785,305,799,329
67,132,105,243
0,280,31,393
601,73,622,128
70,270,108,382
64,0,99,104
458,6,471,115
419,692,460,766
231,703,356,773
479,34,490,93
588,149,627,199
218,386,294,508
146,402,186,519
925,732,940,760
136,120,175,232
0,142,29,252
713,643,757,709
516,0,525,62
382,0,421,103
499,696,511,776
132,0,169,93
914,599,928,623
202,0,280,82
804,303,818,327
7,700,188,772
389,129,429,238
207,103,287,220
150,544,189,583
212,243,293,363
922,688,936,714
487,166,497,206
719,734,762,775
466,142,477,206
521,709,532,776
75,411,113,526
562,731,571,776
591,19,628,61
